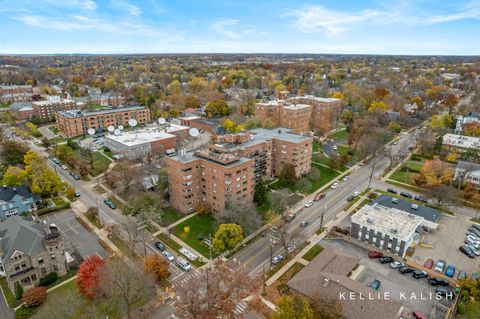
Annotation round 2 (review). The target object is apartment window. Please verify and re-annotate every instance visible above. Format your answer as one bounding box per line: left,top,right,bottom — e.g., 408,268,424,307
53,265,58,272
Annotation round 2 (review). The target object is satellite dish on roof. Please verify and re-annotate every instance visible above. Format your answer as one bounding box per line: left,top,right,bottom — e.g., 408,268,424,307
189,128,199,137
114,129,121,136
158,117,166,125
107,125,115,133
87,128,95,135
128,119,138,127
118,125,124,130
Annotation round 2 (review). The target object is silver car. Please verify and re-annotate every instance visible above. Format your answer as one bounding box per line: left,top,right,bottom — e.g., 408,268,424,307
162,251,175,261
389,261,404,269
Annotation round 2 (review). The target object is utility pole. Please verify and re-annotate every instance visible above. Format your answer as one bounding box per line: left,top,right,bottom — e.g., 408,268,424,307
368,159,376,190
262,264,266,295
269,238,273,272
209,233,213,269
320,193,327,232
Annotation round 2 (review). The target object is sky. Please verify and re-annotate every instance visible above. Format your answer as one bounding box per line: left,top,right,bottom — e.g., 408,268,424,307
0,0,479,55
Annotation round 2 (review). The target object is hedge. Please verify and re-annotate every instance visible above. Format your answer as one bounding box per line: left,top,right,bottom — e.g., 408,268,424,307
39,272,58,287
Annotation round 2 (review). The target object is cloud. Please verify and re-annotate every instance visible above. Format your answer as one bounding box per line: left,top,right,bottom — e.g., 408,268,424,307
289,2,480,36
289,6,382,36
111,0,141,16
209,19,242,39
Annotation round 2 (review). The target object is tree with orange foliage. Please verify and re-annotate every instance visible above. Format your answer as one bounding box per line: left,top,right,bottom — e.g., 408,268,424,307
76,255,106,299
420,156,453,186
22,286,47,307
144,254,170,283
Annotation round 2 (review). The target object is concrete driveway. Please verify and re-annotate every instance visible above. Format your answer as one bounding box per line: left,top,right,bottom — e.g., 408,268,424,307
38,124,56,139
41,209,108,260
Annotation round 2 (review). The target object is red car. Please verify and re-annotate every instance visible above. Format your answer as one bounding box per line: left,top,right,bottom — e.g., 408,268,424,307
423,258,434,269
314,192,325,201
368,251,384,259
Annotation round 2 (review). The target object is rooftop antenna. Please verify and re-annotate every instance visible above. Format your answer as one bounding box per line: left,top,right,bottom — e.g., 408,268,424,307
128,119,138,127
114,129,121,136
107,125,115,133
189,128,199,151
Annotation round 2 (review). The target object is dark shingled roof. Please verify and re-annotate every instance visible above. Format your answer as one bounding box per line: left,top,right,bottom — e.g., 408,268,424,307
288,247,402,319
0,185,40,203
374,194,441,223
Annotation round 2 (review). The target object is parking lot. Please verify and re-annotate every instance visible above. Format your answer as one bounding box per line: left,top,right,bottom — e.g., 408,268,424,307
41,209,109,260
409,215,479,276
321,239,454,318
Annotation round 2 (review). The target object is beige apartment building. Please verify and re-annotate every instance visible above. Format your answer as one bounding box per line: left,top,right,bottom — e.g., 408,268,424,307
55,106,151,137
33,98,77,120
167,128,312,214
255,95,343,134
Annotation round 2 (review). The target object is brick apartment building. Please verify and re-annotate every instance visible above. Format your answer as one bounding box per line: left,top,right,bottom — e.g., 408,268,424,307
0,85,33,104
55,106,151,137
32,96,76,120
76,92,125,108
255,95,343,134
167,128,312,214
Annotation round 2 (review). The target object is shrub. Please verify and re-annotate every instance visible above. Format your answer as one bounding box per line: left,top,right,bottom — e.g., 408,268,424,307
457,302,466,314
76,255,106,299
22,286,47,307
15,283,23,300
14,305,36,319
39,272,58,286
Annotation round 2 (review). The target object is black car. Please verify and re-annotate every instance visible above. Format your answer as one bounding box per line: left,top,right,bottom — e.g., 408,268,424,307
346,195,355,202
412,270,428,279
472,224,480,231
154,241,166,251
427,277,449,286
399,266,414,274
379,256,394,264
414,195,427,203
103,199,117,209
435,287,454,299
400,192,413,198
460,245,476,258
387,188,398,194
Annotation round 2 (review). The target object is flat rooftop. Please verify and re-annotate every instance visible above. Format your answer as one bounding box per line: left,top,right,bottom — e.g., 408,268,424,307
374,194,441,223
443,133,480,149
282,103,312,110
288,95,341,103
58,106,147,118
32,99,74,106
169,147,252,168
105,130,175,147
351,203,423,241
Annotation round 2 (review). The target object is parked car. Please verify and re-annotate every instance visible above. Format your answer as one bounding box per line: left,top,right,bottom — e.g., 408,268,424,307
412,270,428,279
177,257,191,271
353,191,361,197
399,266,414,274
333,145,338,150
471,272,479,281
368,251,383,259
342,176,350,182
103,199,117,209
460,245,475,258
367,279,381,291
162,251,175,262
412,310,428,319
314,192,325,201
73,173,81,180
379,256,394,264
74,190,81,197
61,164,68,170
445,265,456,277
458,270,467,280
154,241,165,251
300,221,309,228
390,261,405,269
330,182,339,189
471,224,480,231
414,195,428,203
435,287,454,299
387,188,398,194
346,195,355,202
272,255,283,265
434,259,446,273
423,258,434,269
465,239,480,249
427,277,449,286
285,213,296,222
466,231,480,239
400,191,413,198
304,201,314,208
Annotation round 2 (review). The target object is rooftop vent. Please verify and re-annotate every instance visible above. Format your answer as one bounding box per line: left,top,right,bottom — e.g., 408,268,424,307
390,228,398,234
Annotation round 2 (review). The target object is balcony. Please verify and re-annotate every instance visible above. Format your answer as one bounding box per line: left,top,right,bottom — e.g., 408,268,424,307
10,266,35,280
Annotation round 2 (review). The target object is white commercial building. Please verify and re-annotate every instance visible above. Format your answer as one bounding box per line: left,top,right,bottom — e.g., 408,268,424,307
350,204,424,258
454,161,480,189
442,133,480,152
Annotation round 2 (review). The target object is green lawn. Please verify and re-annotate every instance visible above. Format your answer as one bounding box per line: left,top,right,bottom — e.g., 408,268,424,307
389,170,417,184
312,139,322,152
329,128,347,140
461,300,480,319
157,207,184,227
156,233,205,267
87,152,112,176
305,163,340,194
302,244,324,261
100,147,114,159
172,214,217,259
0,277,21,308
51,196,66,207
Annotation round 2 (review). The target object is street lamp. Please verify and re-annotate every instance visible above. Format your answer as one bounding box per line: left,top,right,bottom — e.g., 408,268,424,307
269,238,274,272
319,193,327,232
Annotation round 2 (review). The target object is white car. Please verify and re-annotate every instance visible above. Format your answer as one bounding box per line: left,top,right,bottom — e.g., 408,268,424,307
330,182,339,189
333,145,338,150
304,201,314,208
353,191,361,197
287,245,295,253
162,251,175,261
342,176,350,182
272,255,283,265
61,164,68,170
389,261,405,269
467,235,480,243
467,245,480,256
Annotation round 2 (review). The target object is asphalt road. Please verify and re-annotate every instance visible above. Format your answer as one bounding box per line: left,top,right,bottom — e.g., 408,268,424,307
231,130,417,276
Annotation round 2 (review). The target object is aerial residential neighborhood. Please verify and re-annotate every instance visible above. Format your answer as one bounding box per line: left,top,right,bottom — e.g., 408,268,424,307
1,1,480,319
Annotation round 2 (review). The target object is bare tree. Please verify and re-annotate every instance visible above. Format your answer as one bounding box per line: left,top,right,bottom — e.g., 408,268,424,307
384,146,404,171
277,223,302,256
269,188,298,217
175,259,258,319
425,185,458,209
114,159,139,198
217,202,262,234
34,289,84,319
100,259,156,319
455,161,477,190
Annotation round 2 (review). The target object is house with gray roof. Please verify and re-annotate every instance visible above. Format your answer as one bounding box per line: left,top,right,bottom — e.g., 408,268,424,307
0,185,40,221
0,216,67,292
454,161,480,189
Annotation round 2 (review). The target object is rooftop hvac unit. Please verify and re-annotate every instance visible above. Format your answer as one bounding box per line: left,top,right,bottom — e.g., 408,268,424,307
390,228,398,234
366,218,374,224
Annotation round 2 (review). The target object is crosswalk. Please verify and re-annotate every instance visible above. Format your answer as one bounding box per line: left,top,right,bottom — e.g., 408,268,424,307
173,268,202,285
234,301,248,315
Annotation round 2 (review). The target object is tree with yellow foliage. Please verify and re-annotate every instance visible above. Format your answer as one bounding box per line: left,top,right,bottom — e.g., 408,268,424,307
421,156,453,186
368,101,387,112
